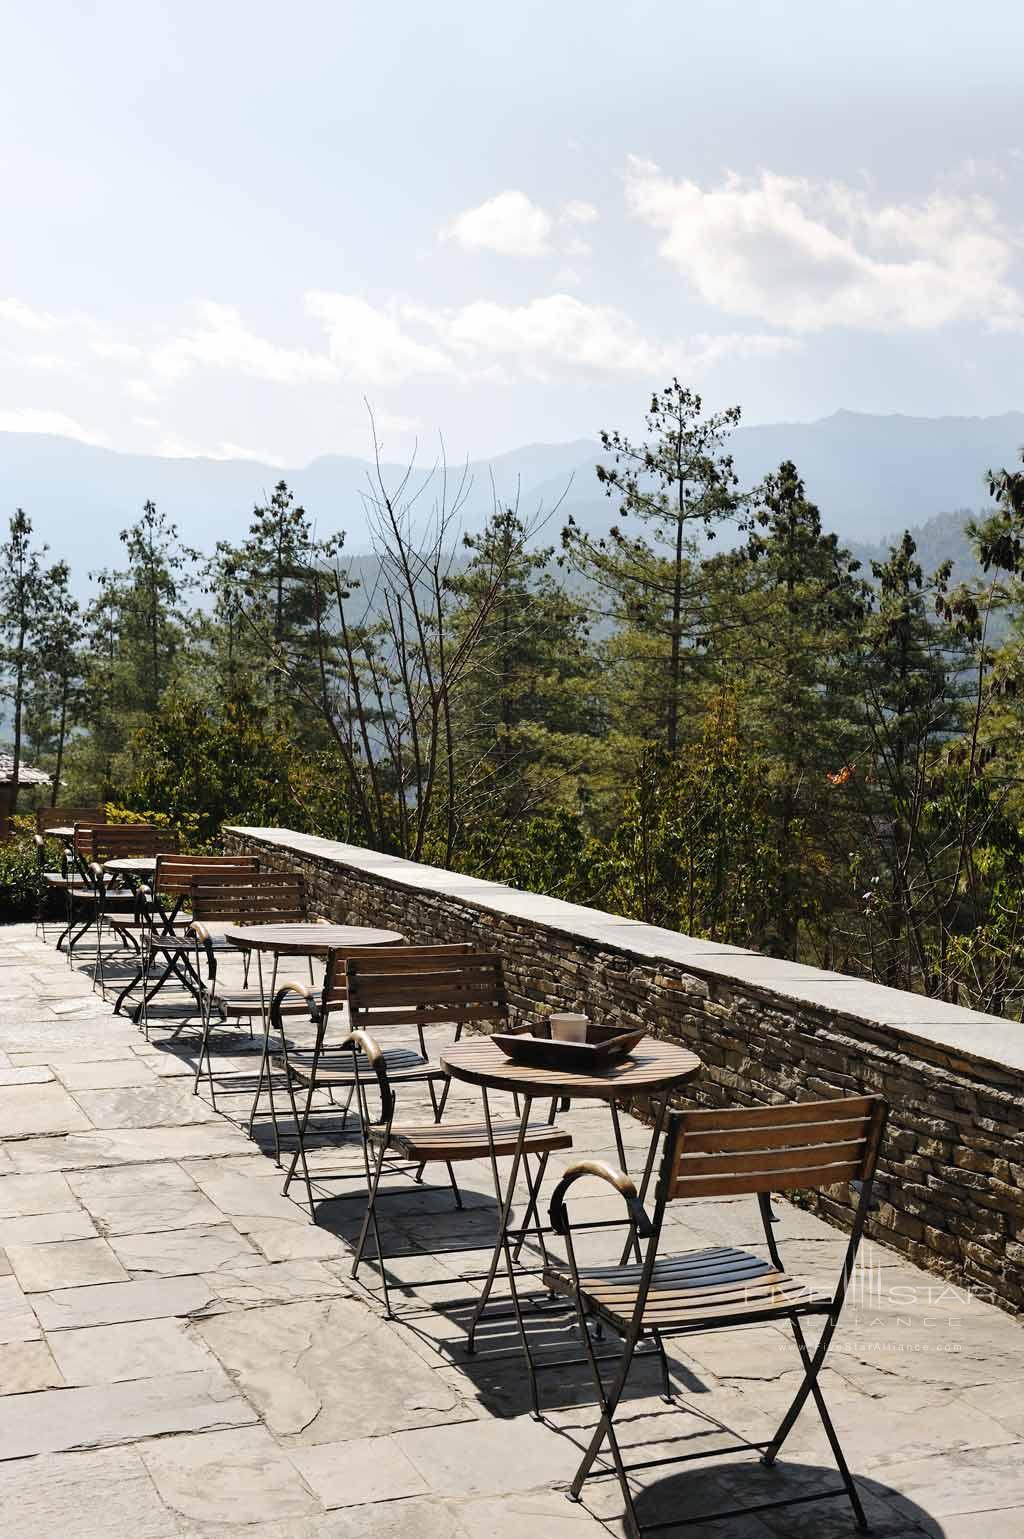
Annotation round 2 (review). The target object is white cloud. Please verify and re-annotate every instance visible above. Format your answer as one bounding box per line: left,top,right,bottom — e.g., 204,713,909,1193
414,293,706,376
444,190,554,258
374,410,423,435
217,441,287,466
306,292,452,386
148,430,285,465
0,298,65,333
150,302,337,385
561,200,598,225
626,160,1023,332
0,408,108,445
90,337,143,362
125,378,162,403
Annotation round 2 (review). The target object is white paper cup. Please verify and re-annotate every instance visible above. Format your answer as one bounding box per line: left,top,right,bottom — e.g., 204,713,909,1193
550,1013,589,1043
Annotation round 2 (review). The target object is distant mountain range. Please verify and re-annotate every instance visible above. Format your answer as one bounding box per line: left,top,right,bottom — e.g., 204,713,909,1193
0,409,1021,588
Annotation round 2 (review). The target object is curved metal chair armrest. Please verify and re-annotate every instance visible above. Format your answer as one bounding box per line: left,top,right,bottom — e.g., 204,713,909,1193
185,921,217,977
334,1029,395,1125
269,981,318,1031
550,1159,653,1239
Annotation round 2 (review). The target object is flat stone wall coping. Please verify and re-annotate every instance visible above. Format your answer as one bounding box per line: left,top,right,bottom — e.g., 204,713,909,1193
224,825,1024,1312
226,826,1020,1082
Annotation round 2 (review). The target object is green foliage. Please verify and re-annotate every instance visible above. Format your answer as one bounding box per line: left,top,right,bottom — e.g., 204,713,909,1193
0,833,43,923
9,419,1024,1021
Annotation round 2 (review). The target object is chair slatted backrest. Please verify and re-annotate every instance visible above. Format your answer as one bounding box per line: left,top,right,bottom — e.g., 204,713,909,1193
89,825,173,861
189,869,308,925
320,942,469,1014
36,805,107,833
343,947,508,1037
664,1096,886,1203
153,854,259,900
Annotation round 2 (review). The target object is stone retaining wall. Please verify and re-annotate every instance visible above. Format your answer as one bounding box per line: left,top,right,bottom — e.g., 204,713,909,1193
225,826,1024,1315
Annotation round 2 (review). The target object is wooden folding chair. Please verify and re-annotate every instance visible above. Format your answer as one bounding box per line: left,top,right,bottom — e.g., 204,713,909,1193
112,854,261,1020
272,945,502,1219
547,1095,888,1538
57,824,147,970
314,1028,572,1318
186,870,314,1151
86,826,177,993
35,805,107,833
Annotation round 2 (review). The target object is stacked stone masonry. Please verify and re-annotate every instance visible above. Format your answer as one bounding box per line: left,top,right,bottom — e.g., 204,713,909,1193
225,827,1024,1315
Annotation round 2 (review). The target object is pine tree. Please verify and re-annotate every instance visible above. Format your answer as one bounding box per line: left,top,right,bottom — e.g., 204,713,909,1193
24,561,82,803
447,506,600,841
714,461,867,957
0,510,46,812
562,381,741,753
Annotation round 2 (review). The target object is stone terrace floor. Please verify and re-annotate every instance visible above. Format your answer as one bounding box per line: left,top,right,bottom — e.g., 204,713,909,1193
1,922,1023,1538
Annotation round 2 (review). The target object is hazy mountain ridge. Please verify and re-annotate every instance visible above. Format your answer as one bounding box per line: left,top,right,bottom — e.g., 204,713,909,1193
1,410,1021,589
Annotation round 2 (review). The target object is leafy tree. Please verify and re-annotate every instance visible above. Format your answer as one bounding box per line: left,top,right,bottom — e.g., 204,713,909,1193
215,481,343,721
24,561,83,802
116,500,197,715
0,509,46,812
562,381,741,753
447,506,601,837
712,462,868,957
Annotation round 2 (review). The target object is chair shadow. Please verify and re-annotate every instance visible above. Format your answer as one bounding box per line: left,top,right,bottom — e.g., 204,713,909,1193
576,1454,945,1537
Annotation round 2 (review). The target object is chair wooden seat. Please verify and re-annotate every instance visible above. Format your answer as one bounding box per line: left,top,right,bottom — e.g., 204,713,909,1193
548,1096,889,1538
371,1118,572,1162
74,888,137,906
285,1044,444,1086
544,1244,828,1332
213,987,313,1018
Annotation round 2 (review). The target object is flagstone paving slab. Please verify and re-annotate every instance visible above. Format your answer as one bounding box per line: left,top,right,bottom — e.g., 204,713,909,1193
71,1084,224,1128
197,1297,471,1444
0,1338,63,1393
0,1208,96,1245
201,1257,350,1306
0,1446,182,1539
0,1273,41,1342
47,1316,218,1385
291,1432,428,1508
6,1235,130,1292
0,1367,256,1458
245,1219,348,1261
140,1425,321,1526
9,1121,246,1171
0,1081,93,1137
0,1170,78,1216
69,1161,225,1234
56,1057,160,1088
0,1065,54,1085
395,1413,576,1497
110,1222,259,1275
32,1273,218,1329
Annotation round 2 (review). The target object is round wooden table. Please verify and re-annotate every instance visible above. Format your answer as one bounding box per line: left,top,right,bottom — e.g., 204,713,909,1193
223,922,403,956
221,923,404,1152
441,1033,702,1411
442,1034,701,1103
104,856,158,879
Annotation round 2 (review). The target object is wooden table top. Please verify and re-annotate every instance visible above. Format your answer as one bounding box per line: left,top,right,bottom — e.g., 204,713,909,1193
103,857,159,875
442,1034,701,1101
222,922,404,956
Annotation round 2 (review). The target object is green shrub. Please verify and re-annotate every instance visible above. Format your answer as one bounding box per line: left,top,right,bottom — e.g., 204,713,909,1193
0,834,47,924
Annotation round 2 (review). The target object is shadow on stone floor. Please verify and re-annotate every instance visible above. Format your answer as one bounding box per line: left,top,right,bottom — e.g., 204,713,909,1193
574,1453,945,1537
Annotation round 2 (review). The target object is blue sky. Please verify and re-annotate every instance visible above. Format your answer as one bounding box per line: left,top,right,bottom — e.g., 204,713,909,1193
1,0,1021,465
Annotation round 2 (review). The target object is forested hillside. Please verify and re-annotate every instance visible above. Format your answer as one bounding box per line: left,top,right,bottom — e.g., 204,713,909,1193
4,382,1024,1016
